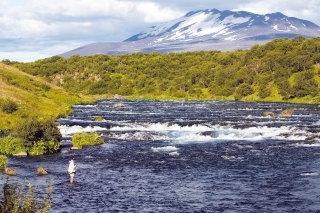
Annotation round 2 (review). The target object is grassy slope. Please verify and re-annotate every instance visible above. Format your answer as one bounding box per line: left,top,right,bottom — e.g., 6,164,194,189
0,63,94,131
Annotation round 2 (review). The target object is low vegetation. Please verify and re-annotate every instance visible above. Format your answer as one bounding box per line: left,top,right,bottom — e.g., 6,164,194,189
0,180,53,213
0,155,7,169
0,137,25,155
0,119,61,156
71,132,104,149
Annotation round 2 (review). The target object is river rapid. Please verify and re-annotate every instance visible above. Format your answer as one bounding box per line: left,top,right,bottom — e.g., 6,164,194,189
2,100,320,212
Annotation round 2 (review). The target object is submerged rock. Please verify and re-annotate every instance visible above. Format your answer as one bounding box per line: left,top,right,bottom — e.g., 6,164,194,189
264,111,277,117
114,103,125,108
304,136,317,144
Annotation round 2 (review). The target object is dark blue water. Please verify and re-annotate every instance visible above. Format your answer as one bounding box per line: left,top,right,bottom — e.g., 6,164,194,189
3,100,320,212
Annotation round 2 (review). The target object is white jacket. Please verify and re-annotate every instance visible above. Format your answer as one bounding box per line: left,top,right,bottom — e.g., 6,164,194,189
68,160,76,174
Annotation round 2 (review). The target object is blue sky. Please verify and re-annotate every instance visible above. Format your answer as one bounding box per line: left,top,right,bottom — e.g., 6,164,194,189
1,0,320,62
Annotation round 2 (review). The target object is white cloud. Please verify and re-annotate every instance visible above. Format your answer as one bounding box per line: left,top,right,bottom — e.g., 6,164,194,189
0,0,183,39
1,0,320,61
26,0,134,18
236,0,320,23
134,2,184,22
0,51,50,62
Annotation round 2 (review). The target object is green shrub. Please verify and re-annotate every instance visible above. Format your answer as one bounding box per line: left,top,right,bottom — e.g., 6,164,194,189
0,99,18,114
0,136,25,155
235,83,254,100
13,118,62,156
72,132,104,149
0,155,8,169
0,180,53,213
27,139,61,156
258,85,272,99
15,119,61,143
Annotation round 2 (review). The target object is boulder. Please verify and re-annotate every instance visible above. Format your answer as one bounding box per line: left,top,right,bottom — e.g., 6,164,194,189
280,108,294,118
5,167,17,176
37,167,48,176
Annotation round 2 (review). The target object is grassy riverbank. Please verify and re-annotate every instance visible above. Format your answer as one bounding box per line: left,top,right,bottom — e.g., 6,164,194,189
0,63,94,132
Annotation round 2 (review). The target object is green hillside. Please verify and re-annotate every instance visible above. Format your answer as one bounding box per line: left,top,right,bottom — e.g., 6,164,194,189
0,63,93,132
7,36,320,104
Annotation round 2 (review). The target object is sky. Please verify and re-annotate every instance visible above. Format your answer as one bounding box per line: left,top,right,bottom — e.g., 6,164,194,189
1,0,320,62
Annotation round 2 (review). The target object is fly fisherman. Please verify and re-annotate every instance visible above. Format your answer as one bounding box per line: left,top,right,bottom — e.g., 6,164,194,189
68,158,77,183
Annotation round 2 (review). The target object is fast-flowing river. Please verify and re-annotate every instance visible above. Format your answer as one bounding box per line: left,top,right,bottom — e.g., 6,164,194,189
2,100,320,212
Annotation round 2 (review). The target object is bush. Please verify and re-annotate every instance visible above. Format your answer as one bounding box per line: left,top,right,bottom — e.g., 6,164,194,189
15,119,61,144
27,139,61,156
72,132,104,149
0,180,53,213
14,119,62,155
0,155,7,169
258,85,272,99
0,137,25,155
0,99,18,114
235,83,254,100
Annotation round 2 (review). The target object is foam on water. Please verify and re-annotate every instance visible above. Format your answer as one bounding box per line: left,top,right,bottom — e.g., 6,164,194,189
300,172,318,176
110,122,303,139
151,146,179,152
58,125,107,136
59,120,312,143
221,155,245,161
110,122,212,132
295,141,320,147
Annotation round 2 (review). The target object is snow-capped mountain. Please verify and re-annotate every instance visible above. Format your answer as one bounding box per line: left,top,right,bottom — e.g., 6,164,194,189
61,9,320,57
125,9,320,42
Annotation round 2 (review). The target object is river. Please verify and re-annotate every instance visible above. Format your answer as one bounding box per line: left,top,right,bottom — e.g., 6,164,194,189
2,100,320,212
